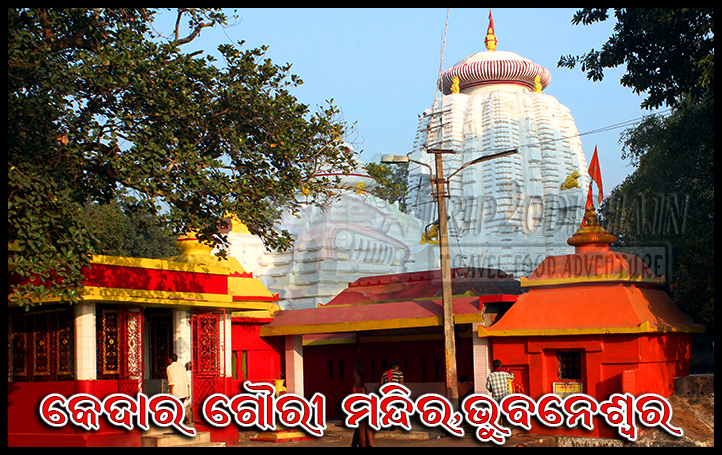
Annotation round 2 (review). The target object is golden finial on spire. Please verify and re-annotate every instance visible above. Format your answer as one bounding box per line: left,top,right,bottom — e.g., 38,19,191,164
566,205,617,248
485,9,497,51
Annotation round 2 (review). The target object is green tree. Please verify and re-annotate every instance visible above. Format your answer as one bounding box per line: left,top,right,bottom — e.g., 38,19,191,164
602,99,714,329
559,8,714,351
365,162,409,212
558,8,714,109
8,8,356,308
82,196,179,259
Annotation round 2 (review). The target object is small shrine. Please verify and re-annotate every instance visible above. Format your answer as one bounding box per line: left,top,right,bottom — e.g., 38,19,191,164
477,206,704,438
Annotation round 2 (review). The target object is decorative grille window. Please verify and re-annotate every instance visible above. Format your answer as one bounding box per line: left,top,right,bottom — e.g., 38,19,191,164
10,308,74,382
96,305,144,386
557,351,582,380
97,307,121,378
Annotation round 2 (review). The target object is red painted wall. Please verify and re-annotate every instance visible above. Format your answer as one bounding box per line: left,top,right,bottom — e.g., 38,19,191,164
231,318,283,382
303,336,474,420
489,332,691,438
85,263,229,295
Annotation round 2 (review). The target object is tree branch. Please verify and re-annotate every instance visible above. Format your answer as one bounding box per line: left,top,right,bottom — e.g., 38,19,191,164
172,9,215,47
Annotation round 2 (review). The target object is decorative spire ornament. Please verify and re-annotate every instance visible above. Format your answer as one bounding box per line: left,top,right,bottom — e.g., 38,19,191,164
485,9,497,51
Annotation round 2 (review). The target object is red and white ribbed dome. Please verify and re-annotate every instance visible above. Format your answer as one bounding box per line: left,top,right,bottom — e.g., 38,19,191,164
438,10,551,95
407,11,589,278
439,50,551,95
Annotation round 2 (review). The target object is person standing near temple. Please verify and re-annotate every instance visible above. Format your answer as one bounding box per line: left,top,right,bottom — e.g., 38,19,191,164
166,353,192,424
351,343,377,447
379,360,404,432
486,359,514,402
380,360,404,385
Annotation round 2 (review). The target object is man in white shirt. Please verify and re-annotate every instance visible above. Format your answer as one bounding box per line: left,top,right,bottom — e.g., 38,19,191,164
166,353,191,424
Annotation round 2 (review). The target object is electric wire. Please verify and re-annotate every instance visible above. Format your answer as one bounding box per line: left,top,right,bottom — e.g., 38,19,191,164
515,107,673,151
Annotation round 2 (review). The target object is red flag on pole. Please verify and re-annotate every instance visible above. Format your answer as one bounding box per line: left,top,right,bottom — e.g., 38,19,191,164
586,146,603,209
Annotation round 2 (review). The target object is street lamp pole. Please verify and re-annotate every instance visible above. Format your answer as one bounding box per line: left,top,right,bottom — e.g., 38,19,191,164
427,148,458,409
381,148,517,410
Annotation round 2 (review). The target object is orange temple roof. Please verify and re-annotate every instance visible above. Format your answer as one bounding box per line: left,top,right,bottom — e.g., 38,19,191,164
478,284,703,337
479,207,703,337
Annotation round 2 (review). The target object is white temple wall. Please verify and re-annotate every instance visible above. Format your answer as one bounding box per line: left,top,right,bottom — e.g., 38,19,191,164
405,89,588,277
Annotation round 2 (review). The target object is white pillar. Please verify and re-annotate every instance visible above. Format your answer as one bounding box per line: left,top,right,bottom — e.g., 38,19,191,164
472,322,492,396
284,335,304,396
224,312,232,378
173,310,192,367
74,303,96,381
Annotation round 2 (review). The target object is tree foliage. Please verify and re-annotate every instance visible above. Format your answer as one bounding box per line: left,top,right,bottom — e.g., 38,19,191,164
602,98,714,329
558,8,714,109
8,8,357,308
365,162,409,212
559,8,714,337
81,195,179,259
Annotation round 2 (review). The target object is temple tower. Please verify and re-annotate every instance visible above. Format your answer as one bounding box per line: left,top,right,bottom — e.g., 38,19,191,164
406,12,589,277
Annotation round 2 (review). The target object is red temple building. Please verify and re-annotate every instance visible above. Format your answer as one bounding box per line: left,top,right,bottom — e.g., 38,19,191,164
261,266,522,420
8,234,283,447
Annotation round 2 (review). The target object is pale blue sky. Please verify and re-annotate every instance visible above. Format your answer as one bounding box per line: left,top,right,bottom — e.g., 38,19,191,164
163,8,664,193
